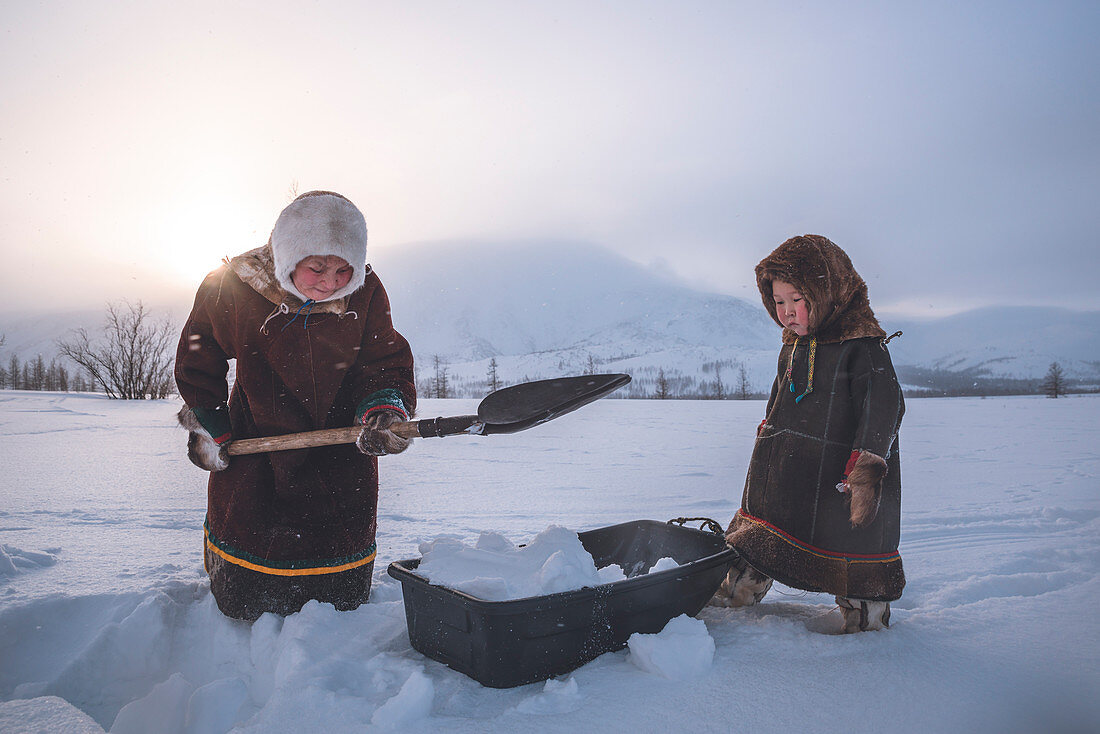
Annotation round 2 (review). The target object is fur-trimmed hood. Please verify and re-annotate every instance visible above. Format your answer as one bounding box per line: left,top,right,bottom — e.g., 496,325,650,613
225,244,355,316
269,191,368,303
756,235,886,345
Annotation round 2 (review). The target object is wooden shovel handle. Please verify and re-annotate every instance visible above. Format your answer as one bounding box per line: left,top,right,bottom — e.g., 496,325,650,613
226,420,420,456
225,415,482,456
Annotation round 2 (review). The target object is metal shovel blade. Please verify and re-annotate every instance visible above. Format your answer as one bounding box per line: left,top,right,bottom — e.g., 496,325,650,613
477,373,631,434
226,373,631,455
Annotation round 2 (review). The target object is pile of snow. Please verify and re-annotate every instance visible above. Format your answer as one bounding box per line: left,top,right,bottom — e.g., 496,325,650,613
414,526,679,600
0,696,104,734
512,677,583,715
369,669,434,729
627,614,715,680
0,544,58,578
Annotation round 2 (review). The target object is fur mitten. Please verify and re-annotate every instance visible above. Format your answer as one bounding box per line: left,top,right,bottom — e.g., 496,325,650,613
356,410,411,456
845,450,887,527
177,406,230,472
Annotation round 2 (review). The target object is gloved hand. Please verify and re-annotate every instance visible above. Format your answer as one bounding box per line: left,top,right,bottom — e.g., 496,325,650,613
839,449,887,527
177,405,231,472
356,409,412,456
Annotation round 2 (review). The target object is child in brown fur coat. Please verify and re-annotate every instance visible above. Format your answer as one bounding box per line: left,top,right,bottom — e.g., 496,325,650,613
713,235,905,633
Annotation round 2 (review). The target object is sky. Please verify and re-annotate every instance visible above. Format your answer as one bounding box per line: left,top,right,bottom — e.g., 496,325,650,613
1,0,1098,317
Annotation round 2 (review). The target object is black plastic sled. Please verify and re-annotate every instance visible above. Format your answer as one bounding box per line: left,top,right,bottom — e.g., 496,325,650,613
387,519,737,688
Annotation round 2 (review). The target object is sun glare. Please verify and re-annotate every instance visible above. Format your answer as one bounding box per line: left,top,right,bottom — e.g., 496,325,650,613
154,195,270,287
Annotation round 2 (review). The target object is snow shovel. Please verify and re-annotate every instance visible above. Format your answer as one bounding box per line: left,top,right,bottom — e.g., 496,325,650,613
226,373,631,456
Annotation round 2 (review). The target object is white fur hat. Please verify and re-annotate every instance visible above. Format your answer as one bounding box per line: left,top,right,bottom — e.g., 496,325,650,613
270,191,368,302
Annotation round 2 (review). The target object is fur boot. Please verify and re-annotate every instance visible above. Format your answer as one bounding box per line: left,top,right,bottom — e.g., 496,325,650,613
836,596,891,633
710,554,773,607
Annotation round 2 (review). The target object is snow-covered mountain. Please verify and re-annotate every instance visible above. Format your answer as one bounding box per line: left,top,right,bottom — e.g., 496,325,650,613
371,241,781,397
2,240,1098,396
885,306,1100,382
373,241,1100,395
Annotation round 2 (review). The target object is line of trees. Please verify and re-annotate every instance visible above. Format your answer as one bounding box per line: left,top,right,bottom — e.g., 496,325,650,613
1,301,177,400
0,351,97,392
8,315,1089,402
897,361,1094,398
415,354,767,400
410,355,1095,401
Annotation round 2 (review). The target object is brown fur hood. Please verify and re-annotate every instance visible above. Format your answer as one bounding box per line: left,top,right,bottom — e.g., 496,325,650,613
756,234,886,345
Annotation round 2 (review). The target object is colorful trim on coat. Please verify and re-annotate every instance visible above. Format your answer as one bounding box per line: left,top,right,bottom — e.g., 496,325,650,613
193,404,232,445
355,388,409,424
735,510,901,564
726,510,905,601
203,520,376,577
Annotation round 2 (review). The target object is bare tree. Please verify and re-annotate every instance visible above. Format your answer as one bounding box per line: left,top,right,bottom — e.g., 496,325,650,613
584,353,598,375
49,359,69,392
0,335,7,389
71,370,89,393
1041,362,1066,399
713,363,726,400
736,362,752,400
432,355,450,399
487,357,501,393
655,368,670,399
7,354,19,390
57,300,176,399
30,355,47,390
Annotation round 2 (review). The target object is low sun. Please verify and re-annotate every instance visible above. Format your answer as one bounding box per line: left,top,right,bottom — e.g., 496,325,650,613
155,195,270,286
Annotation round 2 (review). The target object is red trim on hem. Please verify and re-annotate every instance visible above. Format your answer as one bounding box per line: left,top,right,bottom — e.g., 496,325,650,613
212,432,232,445
737,510,900,561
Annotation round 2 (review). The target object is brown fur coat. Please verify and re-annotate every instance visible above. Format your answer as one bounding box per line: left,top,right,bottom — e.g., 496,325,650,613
175,254,415,618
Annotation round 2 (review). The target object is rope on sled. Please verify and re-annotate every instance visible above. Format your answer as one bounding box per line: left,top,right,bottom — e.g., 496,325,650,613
668,517,724,535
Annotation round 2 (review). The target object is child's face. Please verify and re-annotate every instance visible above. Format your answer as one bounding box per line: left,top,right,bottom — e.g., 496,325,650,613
771,279,810,336
291,255,353,301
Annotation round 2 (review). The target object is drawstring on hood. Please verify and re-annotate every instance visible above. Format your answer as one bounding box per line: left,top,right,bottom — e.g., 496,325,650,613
259,302,290,335
785,336,817,403
281,300,316,331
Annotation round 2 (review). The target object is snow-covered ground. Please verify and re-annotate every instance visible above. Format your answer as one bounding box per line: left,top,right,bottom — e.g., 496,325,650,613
1,390,1098,733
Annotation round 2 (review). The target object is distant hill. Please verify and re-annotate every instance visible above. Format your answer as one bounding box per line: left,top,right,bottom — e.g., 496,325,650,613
886,306,1100,380
371,240,781,397
2,241,1097,397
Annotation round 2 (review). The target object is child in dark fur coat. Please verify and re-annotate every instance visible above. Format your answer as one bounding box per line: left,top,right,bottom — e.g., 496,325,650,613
713,235,905,633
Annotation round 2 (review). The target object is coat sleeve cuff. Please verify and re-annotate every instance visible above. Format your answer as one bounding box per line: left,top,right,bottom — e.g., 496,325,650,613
355,389,409,425
190,404,233,444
